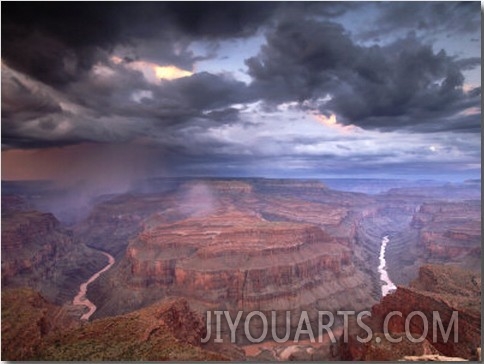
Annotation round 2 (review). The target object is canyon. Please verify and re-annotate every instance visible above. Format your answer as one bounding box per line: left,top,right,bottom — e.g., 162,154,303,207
1,195,108,304
82,179,382,345
1,178,480,361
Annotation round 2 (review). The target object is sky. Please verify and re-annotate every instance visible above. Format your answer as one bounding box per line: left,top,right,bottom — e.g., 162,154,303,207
1,2,481,188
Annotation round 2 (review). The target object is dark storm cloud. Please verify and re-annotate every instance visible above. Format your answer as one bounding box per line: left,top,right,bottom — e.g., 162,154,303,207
159,2,277,38
1,2,280,86
246,20,355,102
1,2,264,150
66,66,251,123
247,22,481,132
202,108,241,125
1,0,481,177
467,86,481,98
1,2,360,85
2,2,119,86
455,57,482,71
2,50,253,150
358,2,481,41
2,69,62,121
1,28,106,86
167,72,251,110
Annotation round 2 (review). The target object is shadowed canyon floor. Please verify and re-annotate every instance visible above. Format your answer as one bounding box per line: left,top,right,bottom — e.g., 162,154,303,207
1,178,481,360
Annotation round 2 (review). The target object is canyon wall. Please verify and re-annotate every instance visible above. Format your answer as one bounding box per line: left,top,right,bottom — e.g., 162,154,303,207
338,264,481,361
381,196,481,286
1,197,107,304
84,179,381,343
80,179,481,347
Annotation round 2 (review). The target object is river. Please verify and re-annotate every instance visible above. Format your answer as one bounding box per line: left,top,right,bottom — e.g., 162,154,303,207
72,251,115,320
378,235,397,297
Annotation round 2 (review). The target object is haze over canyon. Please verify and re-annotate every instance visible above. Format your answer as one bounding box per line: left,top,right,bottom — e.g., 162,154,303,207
1,1,481,362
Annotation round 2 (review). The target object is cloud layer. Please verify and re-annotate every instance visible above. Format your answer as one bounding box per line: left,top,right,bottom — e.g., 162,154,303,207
1,2,481,180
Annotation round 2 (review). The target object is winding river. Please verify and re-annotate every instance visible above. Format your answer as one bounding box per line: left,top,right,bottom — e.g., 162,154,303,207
72,251,115,320
378,235,397,297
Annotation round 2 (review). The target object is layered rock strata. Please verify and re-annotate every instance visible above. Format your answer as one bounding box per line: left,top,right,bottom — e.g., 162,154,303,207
85,180,380,344
75,179,480,347
338,265,481,361
1,200,107,304
382,199,481,285
411,201,481,266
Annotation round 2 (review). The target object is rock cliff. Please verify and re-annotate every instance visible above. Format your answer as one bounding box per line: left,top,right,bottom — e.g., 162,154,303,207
1,288,237,361
381,199,481,286
1,198,107,304
411,201,480,266
1,288,79,360
84,179,380,344
338,264,481,361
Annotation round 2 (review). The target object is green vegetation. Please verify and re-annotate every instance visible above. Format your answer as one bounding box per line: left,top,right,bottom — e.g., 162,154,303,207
2,288,228,361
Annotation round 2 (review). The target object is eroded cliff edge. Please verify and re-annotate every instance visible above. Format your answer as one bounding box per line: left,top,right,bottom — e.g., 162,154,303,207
1,288,237,361
338,264,481,361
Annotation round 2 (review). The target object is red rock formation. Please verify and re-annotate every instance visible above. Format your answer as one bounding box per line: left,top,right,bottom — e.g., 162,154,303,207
84,180,379,344
338,264,481,361
1,204,108,304
1,288,79,360
411,201,480,263
126,210,355,310
1,288,239,361
2,210,69,282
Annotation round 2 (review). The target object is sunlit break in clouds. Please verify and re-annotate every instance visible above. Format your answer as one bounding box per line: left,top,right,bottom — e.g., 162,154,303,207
155,66,193,80
315,114,338,127
111,56,194,83
1,1,481,183
311,113,356,134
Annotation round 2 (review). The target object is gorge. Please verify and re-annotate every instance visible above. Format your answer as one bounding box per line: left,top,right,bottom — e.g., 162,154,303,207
72,251,115,320
378,236,397,297
2,2,481,361
1,178,481,361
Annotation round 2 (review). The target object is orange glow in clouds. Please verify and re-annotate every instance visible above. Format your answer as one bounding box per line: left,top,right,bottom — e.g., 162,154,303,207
311,113,355,133
155,65,193,80
110,56,193,83
314,113,337,126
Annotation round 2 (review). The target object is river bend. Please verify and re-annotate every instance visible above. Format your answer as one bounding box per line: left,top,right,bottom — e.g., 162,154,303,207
73,251,115,320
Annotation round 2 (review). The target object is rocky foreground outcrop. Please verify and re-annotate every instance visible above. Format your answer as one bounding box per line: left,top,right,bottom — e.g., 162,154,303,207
1,288,79,360
338,264,481,361
1,288,237,361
